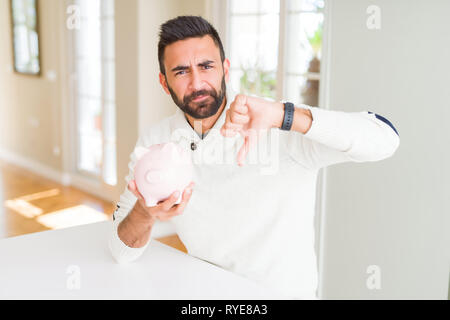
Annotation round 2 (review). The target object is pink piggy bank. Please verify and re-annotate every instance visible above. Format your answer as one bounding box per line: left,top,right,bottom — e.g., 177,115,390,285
133,142,193,207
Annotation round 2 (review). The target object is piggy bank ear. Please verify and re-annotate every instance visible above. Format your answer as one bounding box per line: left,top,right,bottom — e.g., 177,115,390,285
162,142,179,161
134,146,149,161
171,144,180,161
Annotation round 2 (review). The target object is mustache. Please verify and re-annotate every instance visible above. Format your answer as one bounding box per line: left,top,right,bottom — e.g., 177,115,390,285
185,90,215,103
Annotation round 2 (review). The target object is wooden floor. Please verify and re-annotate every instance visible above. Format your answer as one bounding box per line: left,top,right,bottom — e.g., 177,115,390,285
0,159,187,253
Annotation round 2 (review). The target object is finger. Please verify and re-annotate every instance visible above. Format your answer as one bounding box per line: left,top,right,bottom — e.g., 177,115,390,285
164,181,195,216
155,183,192,206
160,190,181,211
230,112,250,125
231,95,249,115
220,111,241,137
224,121,242,131
233,104,248,115
128,180,145,201
225,109,243,128
170,184,194,215
158,183,194,220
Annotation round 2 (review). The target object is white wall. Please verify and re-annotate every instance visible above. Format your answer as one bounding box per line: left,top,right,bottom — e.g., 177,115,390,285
320,0,449,299
137,0,208,136
0,0,64,171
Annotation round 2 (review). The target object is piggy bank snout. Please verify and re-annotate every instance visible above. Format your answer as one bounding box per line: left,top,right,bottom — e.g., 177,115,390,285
145,170,162,184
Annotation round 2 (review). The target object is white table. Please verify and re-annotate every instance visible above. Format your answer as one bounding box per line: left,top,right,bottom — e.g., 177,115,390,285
0,221,285,299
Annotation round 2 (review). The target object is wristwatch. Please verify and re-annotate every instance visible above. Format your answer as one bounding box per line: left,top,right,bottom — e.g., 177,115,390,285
280,102,295,131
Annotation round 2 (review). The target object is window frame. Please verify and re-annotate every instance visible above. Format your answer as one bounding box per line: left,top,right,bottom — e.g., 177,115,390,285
71,0,117,186
211,0,330,108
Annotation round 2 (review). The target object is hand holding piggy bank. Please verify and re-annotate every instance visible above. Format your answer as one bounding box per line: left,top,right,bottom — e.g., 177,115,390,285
133,142,194,207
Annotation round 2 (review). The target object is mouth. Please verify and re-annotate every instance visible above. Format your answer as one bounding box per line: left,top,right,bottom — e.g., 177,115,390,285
192,94,210,102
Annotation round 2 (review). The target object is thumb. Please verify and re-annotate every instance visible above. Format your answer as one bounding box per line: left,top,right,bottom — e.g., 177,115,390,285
237,129,257,167
128,180,144,201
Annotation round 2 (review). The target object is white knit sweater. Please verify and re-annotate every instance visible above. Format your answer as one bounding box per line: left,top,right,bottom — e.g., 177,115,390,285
108,88,400,299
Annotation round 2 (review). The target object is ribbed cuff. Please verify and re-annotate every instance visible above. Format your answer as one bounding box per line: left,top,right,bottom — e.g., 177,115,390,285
108,218,151,264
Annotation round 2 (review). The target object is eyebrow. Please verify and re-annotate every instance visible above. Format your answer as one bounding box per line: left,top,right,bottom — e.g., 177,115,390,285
171,60,215,73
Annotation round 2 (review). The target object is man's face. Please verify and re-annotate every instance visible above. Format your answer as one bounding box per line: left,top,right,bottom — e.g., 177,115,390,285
159,35,230,119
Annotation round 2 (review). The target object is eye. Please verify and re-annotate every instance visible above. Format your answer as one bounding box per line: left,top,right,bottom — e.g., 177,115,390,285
175,70,186,76
203,65,213,70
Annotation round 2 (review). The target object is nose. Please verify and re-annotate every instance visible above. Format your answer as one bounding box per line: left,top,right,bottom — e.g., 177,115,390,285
189,68,205,92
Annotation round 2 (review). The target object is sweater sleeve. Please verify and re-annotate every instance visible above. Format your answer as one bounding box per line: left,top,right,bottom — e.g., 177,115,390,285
284,105,400,171
108,135,153,264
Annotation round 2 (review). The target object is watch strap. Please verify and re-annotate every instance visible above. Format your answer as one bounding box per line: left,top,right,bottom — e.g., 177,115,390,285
281,102,295,131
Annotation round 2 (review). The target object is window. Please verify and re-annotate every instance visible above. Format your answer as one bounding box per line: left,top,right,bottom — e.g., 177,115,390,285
226,0,325,106
72,0,116,186
228,0,280,100
10,0,40,75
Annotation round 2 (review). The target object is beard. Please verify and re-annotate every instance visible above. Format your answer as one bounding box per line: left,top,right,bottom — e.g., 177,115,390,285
166,75,226,119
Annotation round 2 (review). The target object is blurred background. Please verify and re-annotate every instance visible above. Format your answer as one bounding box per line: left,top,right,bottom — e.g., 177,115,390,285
0,0,448,299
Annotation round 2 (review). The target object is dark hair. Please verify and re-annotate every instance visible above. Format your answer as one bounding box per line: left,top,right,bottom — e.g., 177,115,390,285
158,15,225,76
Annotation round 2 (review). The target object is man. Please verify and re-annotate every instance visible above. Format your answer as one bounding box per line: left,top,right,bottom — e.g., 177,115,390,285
109,16,400,299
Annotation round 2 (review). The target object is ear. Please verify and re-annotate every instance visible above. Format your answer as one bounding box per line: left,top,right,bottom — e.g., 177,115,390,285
223,58,231,83
159,72,171,95
134,146,149,161
162,142,179,160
